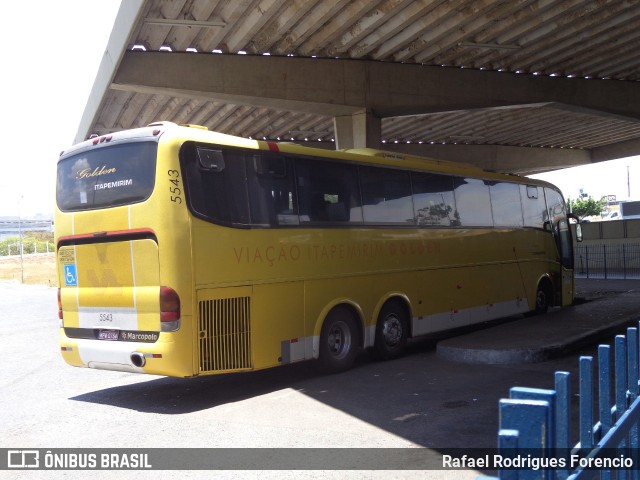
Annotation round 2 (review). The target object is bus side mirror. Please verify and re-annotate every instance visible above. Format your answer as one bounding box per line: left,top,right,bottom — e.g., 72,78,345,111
575,223,583,242
567,213,583,242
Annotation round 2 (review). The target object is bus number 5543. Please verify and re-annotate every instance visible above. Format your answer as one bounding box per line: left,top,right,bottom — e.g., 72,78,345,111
168,169,182,204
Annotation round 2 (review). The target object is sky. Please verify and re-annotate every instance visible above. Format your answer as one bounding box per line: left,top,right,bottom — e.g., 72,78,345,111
0,0,637,218
0,0,122,218
530,155,640,204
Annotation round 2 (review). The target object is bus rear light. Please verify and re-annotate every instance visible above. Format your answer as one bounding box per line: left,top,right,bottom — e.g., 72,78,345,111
57,288,63,322
91,135,113,145
160,286,181,332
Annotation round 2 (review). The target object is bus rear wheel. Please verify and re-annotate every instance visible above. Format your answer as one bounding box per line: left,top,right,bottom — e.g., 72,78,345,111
318,306,359,373
374,301,408,360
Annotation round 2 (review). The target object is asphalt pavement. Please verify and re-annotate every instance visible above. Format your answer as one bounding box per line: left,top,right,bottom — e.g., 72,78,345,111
437,278,640,364
3,279,639,479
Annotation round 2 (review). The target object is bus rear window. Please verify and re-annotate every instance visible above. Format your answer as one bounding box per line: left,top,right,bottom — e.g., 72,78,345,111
57,142,157,211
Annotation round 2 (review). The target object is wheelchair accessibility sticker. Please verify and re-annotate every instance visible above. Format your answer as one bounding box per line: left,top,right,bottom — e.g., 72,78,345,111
64,264,78,286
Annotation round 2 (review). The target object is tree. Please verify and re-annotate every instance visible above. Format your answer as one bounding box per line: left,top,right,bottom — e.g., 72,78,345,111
567,197,606,220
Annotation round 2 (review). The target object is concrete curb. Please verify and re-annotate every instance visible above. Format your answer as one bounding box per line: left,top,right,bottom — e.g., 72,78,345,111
436,291,640,365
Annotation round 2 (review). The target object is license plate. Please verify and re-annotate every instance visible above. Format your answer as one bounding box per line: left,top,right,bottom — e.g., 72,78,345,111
98,330,120,341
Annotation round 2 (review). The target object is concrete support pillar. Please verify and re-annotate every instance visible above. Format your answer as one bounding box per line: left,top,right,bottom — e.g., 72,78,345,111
333,109,381,149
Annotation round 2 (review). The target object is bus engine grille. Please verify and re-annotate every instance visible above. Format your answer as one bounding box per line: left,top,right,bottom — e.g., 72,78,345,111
198,296,252,372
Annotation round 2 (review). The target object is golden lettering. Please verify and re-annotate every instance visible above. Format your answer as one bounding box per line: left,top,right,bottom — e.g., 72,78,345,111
76,165,117,180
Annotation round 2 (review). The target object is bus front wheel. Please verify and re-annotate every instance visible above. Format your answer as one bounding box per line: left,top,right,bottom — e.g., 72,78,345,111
318,306,359,373
374,301,408,360
533,280,553,315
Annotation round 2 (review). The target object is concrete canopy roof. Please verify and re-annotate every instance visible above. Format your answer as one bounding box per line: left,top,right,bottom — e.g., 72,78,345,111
77,0,640,175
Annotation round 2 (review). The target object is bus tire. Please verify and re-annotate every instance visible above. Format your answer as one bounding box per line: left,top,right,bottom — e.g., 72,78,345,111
374,301,408,360
533,280,553,315
318,306,359,374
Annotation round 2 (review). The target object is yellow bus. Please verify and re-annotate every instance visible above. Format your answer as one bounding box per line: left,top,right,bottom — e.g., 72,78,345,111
56,122,577,377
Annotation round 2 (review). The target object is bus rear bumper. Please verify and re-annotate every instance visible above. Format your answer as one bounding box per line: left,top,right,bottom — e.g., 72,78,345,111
59,329,191,377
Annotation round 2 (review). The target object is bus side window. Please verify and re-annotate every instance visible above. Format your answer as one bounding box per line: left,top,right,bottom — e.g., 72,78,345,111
544,187,566,224
181,143,250,225
453,178,493,227
296,157,362,224
489,182,523,227
247,154,298,226
360,166,413,224
521,185,547,229
411,173,458,226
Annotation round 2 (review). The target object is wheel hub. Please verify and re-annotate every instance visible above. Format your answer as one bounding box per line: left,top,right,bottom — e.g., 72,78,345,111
327,320,352,359
382,315,402,346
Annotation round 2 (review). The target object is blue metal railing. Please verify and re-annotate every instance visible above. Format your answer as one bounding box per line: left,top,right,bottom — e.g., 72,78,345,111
481,324,640,480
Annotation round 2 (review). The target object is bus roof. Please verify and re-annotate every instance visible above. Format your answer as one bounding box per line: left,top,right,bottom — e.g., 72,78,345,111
61,122,559,192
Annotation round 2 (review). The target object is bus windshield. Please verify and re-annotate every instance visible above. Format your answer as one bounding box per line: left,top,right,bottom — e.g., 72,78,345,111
56,141,157,212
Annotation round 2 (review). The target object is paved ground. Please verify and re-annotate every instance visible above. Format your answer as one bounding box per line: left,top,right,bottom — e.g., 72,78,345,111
2,278,640,480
